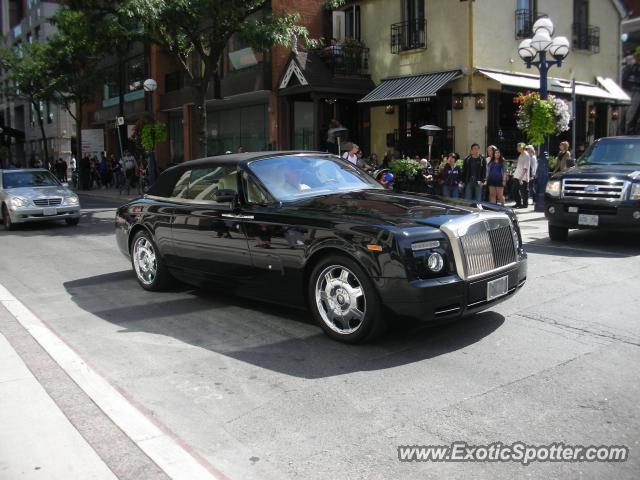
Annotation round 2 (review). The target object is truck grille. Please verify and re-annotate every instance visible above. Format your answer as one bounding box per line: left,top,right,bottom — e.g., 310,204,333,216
33,198,62,206
562,178,627,201
459,224,517,278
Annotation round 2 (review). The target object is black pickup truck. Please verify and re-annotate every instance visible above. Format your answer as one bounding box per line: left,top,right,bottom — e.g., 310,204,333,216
544,136,640,241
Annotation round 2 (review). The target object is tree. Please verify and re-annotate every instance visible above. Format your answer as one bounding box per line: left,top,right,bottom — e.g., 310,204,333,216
0,43,56,167
127,0,314,158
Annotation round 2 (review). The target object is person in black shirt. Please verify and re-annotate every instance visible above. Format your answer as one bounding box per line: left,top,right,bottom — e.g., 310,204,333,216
462,143,486,201
441,153,462,198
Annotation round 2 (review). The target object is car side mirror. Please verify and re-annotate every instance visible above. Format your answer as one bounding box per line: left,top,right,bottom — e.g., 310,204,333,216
215,189,237,203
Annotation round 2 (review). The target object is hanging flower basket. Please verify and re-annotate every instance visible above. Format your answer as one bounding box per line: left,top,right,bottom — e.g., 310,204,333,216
515,92,570,146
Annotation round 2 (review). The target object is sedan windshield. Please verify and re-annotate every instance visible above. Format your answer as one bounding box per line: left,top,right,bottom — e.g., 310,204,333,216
578,138,640,166
248,155,383,201
2,170,60,189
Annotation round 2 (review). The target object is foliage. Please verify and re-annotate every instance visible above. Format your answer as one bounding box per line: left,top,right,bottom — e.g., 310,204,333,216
515,92,570,146
389,158,422,177
140,121,167,153
322,0,347,10
548,155,558,171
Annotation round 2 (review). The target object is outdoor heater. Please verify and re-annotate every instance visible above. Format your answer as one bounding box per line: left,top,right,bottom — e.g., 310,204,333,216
419,124,443,162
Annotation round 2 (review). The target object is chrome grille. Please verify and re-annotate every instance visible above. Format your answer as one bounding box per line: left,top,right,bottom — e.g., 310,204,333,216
33,198,62,206
562,178,627,201
459,224,517,278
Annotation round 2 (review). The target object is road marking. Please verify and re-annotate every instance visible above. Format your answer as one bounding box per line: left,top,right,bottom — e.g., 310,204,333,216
0,282,230,480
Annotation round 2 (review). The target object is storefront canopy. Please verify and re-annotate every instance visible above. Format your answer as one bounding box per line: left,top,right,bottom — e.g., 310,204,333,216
477,68,630,104
358,69,462,104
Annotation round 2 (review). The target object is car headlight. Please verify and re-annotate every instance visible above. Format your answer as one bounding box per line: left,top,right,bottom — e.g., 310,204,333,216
546,180,561,197
9,196,30,208
427,252,444,272
630,183,640,201
64,195,79,205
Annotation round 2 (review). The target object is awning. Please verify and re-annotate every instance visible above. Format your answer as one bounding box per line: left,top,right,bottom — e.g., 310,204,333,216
477,68,630,104
358,70,462,104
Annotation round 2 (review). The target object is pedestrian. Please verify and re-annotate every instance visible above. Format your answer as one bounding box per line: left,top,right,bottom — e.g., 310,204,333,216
236,145,245,153
342,142,359,166
119,150,138,195
553,141,573,174
55,157,66,182
326,119,343,155
441,152,462,198
513,142,531,209
98,154,109,188
110,153,122,189
486,145,496,161
461,143,486,201
526,145,538,201
70,155,77,174
486,148,507,205
622,46,640,134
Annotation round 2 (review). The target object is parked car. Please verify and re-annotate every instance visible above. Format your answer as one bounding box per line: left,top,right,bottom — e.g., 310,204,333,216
545,136,640,241
1,169,81,230
115,152,527,343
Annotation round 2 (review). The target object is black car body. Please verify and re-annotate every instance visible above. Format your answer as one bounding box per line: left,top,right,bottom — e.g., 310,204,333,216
116,152,527,343
545,136,640,241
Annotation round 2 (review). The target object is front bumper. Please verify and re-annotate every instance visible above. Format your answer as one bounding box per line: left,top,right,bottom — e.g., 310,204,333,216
8,205,81,224
544,195,640,231
376,254,527,321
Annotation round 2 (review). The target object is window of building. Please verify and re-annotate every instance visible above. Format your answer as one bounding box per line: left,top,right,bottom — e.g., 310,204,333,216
207,104,268,155
165,71,183,92
46,100,52,124
574,0,588,27
127,57,144,93
345,5,361,41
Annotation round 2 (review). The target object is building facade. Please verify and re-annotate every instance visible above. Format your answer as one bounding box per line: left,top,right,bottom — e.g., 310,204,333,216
354,0,628,160
0,0,75,168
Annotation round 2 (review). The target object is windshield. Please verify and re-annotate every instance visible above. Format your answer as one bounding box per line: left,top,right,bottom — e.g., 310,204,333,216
2,170,61,189
248,155,383,201
577,139,640,166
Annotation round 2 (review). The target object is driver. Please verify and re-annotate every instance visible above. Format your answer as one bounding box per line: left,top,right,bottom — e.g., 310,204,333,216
282,166,311,192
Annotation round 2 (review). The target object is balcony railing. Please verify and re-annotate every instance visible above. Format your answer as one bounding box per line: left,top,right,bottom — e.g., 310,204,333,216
515,9,548,39
572,23,600,53
314,44,370,76
390,19,427,54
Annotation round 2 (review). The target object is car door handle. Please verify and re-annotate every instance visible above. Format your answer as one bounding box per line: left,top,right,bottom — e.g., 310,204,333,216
221,213,254,220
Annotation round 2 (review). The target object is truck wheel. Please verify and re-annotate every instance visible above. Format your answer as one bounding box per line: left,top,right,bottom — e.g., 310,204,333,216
308,255,386,344
548,224,568,242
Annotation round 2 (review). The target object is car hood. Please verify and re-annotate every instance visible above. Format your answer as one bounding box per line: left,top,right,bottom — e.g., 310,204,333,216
281,190,484,228
555,164,640,179
3,186,73,199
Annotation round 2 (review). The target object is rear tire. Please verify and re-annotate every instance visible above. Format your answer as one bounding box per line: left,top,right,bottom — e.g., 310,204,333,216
308,254,386,344
65,217,80,226
2,205,14,231
131,230,173,291
548,223,568,242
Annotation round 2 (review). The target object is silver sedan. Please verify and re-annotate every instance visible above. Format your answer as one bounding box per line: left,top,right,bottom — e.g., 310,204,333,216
0,169,81,230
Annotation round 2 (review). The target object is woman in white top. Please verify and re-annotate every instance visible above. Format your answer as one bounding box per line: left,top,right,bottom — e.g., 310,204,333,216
513,142,531,208
342,142,359,165
525,144,538,203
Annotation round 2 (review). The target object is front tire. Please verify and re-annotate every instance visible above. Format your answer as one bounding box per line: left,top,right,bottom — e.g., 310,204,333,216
308,255,386,344
65,217,80,226
548,223,568,242
2,205,14,231
131,230,173,291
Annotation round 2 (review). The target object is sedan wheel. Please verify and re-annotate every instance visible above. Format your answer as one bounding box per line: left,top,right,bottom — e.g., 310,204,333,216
131,230,173,291
309,255,385,343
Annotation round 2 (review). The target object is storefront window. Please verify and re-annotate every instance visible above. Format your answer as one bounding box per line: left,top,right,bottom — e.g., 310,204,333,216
206,104,268,155
293,102,314,150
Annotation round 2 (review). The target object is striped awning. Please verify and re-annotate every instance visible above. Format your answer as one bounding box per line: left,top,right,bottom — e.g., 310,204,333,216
358,70,462,104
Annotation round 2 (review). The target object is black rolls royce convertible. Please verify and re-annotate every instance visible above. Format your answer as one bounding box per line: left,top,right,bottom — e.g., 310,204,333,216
116,152,527,343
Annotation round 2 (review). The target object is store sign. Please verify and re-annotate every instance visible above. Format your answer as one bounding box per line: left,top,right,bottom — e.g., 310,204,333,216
81,129,104,155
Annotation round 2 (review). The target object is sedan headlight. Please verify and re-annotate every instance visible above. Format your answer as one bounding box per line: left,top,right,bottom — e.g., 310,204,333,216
64,195,79,205
546,180,561,197
630,183,640,201
9,196,30,208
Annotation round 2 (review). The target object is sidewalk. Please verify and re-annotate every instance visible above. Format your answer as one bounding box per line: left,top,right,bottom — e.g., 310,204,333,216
0,330,117,480
76,188,141,204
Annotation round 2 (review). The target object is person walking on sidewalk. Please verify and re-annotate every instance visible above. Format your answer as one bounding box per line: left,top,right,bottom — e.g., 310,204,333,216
441,153,462,198
513,142,531,209
119,150,138,195
461,143,486,202
526,145,538,202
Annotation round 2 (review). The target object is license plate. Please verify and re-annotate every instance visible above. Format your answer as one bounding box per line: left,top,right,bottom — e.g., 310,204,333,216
43,207,57,216
487,276,509,301
578,214,598,226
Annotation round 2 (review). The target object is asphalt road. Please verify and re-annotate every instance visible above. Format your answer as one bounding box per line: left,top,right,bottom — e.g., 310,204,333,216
1,195,639,479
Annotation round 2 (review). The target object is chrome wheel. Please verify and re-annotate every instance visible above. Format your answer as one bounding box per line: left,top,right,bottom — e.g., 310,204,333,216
315,265,366,335
133,236,157,285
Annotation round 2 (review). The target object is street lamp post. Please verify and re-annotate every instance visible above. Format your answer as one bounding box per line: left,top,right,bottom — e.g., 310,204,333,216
143,78,158,184
518,17,570,212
